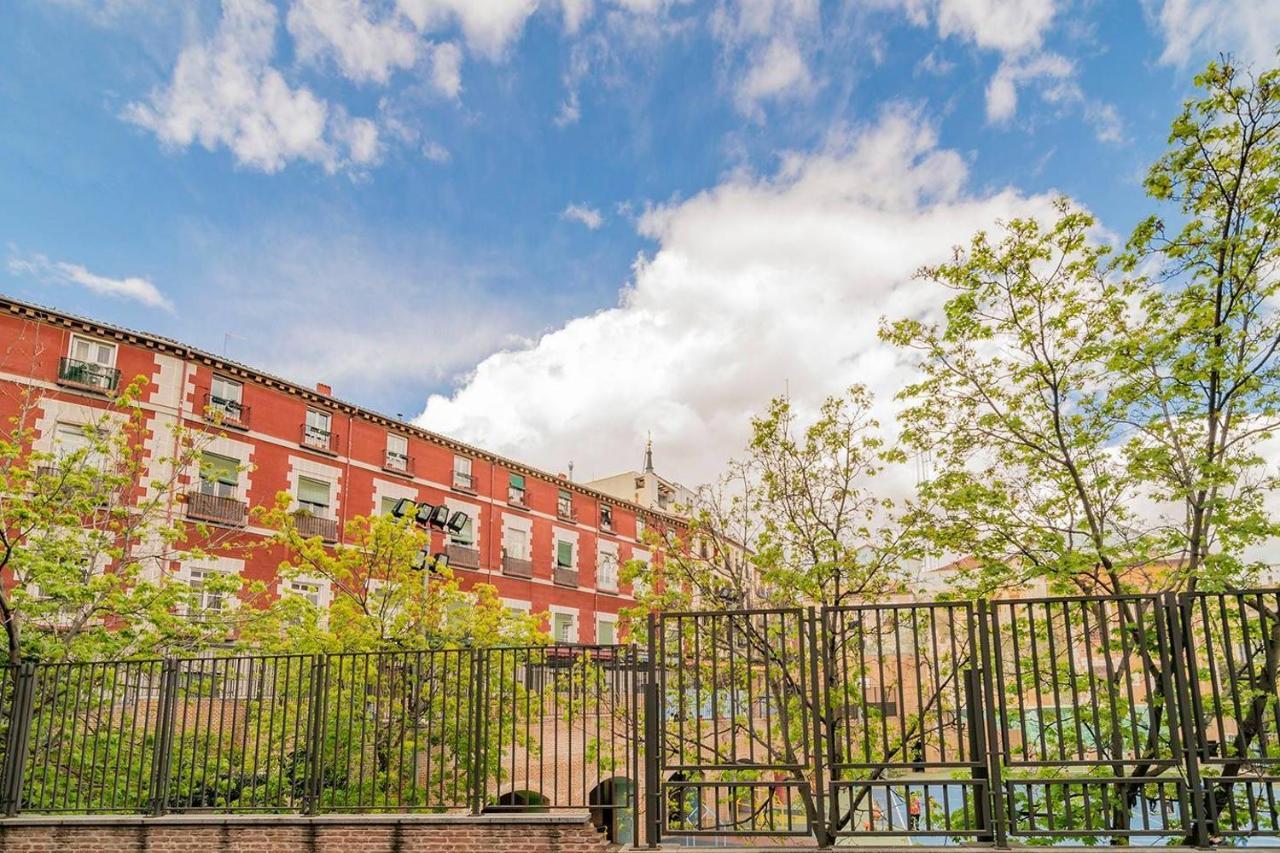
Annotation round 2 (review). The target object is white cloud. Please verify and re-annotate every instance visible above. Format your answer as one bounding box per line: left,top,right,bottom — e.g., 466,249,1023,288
885,0,1057,54
422,140,452,162
739,37,813,105
394,0,538,58
124,0,379,173
417,107,1060,486
7,252,174,312
712,0,821,116
562,203,605,229
429,41,464,97
1146,0,1280,67
286,0,420,84
986,51,1073,122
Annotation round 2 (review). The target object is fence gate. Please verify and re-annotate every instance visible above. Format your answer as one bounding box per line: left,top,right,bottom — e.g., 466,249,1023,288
986,594,1191,844
652,608,823,844
822,601,992,843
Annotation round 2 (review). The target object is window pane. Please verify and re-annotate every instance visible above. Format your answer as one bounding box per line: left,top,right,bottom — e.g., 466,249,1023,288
201,452,239,486
380,497,399,516
211,376,242,403
598,620,616,644
557,540,573,567
297,476,330,506
454,455,471,474
387,434,408,454
306,410,330,430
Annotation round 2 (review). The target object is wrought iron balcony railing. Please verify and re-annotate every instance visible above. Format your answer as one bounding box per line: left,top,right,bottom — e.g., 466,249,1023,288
446,543,480,570
57,358,121,394
185,491,248,527
553,566,579,588
383,450,413,475
294,512,338,542
203,392,249,429
502,554,533,578
301,423,338,454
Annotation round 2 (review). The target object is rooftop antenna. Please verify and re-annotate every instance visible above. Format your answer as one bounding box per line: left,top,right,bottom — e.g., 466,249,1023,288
643,432,654,474
222,331,245,358
567,461,574,482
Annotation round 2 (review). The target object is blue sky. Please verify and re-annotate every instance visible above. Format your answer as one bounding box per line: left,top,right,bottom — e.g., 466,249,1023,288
2,0,1278,483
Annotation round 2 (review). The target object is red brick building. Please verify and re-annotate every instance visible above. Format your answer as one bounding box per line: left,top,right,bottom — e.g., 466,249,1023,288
0,296,676,644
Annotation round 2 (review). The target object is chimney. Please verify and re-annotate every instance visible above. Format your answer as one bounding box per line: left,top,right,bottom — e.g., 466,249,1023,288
316,382,332,396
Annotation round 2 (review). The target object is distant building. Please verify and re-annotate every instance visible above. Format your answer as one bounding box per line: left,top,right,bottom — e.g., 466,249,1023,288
586,438,696,515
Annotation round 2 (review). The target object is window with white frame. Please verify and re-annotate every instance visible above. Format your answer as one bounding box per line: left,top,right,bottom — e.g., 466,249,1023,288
385,433,409,471
304,409,332,448
635,517,646,540
596,616,617,645
188,568,228,614
52,422,101,467
600,504,613,530
453,455,473,489
597,550,619,592
287,579,323,607
504,526,529,560
508,472,526,505
296,476,331,517
552,612,577,643
209,376,244,420
69,335,116,369
198,452,239,498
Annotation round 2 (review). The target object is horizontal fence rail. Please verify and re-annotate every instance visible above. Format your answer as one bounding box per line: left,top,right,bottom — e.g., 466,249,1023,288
4,589,1280,849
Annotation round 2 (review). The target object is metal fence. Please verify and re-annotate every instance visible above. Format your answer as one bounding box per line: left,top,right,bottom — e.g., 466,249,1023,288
0,644,642,842
5,589,1280,848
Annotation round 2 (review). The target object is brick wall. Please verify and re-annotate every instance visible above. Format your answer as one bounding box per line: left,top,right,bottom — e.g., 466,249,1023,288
0,812,618,853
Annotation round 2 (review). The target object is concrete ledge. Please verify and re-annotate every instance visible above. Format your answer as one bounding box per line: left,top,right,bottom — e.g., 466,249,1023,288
0,810,593,828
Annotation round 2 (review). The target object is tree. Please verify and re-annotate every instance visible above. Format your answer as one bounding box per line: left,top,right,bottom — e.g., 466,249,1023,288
0,379,252,663
882,198,1150,597
1120,58,1280,589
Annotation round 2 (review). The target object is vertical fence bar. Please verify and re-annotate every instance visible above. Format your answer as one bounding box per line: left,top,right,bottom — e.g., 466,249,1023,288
975,599,1007,847
147,658,179,817
1,661,36,816
806,607,829,847
964,666,992,842
467,647,486,815
644,613,661,848
1165,591,1210,847
304,654,327,815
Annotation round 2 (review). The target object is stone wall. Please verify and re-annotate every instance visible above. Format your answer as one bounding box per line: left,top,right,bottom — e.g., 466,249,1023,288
0,812,616,853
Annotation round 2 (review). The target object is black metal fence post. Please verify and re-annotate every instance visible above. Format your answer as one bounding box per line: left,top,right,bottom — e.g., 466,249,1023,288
806,607,830,847
1,661,36,816
643,613,661,849
303,654,328,815
467,647,488,816
147,658,179,817
1164,591,1211,847
975,599,1008,847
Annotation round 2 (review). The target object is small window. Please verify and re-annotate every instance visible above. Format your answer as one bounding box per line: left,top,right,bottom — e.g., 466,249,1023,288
386,434,409,471
597,551,618,592
508,472,526,505
557,488,573,519
597,619,616,645
600,504,613,530
209,376,244,420
553,612,576,643
504,527,529,560
297,476,331,516
636,517,646,540
198,452,239,498
188,568,226,614
304,410,331,448
288,579,322,607
52,422,94,459
453,455,473,489
556,539,574,569
379,496,400,516
69,335,116,368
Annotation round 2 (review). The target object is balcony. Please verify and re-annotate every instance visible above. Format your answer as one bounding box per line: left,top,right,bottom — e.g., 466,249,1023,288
185,491,248,527
203,392,249,429
553,566,579,588
295,512,338,543
502,554,533,579
452,471,475,492
301,423,338,454
507,488,529,510
447,543,480,570
557,505,578,523
383,450,414,477
57,358,120,395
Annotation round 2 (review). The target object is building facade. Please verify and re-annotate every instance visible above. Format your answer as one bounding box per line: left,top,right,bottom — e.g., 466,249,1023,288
0,296,676,644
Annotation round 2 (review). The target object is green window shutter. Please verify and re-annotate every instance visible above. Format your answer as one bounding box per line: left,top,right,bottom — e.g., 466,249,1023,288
557,540,573,567
509,473,525,489
297,476,330,506
202,452,239,486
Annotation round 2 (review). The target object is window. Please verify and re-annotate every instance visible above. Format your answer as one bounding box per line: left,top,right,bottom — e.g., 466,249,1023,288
69,335,116,369
597,618,617,645
600,504,613,530
636,517,646,540
288,579,322,607
504,527,529,560
210,376,244,420
385,433,409,471
508,472,526,505
304,409,331,448
598,551,619,592
553,612,576,643
380,496,400,516
556,539,574,569
557,489,574,519
188,568,227,614
53,422,93,459
453,455,473,489
198,452,239,498
297,476,331,516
